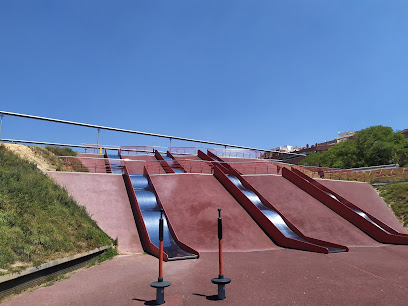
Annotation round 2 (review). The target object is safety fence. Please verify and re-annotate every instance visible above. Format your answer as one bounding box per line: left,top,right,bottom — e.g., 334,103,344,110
169,147,200,155
145,159,214,174
64,156,110,173
83,144,119,154
61,156,408,183
292,165,408,183
367,167,408,182
225,161,281,175
63,157,216,175
208,148,263,159
120,146,157,155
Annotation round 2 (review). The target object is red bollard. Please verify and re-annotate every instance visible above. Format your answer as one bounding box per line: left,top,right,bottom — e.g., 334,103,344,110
211,208,231,300
150,209,171,305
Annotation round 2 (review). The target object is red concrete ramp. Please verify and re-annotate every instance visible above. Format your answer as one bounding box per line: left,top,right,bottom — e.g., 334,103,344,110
244,174,381,247
174,155,213,174
220,158,279,175
150,173,278,252
47,172,143,254
282,168,408,244
174,155,202,161
319,179,406,233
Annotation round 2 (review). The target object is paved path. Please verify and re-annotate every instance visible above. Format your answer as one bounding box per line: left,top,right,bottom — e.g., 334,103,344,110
4,245,408,305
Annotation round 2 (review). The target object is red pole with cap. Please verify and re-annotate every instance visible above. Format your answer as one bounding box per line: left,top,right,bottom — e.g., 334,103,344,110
211,208,231,300
159,210,163,280
150,208,171,305
218,208,223,276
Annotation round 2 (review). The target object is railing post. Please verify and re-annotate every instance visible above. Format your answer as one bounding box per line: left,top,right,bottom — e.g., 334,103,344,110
97,128,101,154
0,114,4,139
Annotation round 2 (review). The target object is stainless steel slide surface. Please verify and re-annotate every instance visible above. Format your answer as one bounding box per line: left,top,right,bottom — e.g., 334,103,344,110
107,151,124,174
326,192,392,234
161,155,184,173
227,175,345,253
130,174,196,259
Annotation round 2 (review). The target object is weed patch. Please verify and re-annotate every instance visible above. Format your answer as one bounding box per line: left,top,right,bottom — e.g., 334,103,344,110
0,145,112,275
377,182,408,229
87,248,118,268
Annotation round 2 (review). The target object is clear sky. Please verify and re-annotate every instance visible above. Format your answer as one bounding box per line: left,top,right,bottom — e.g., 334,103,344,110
1,1,407,151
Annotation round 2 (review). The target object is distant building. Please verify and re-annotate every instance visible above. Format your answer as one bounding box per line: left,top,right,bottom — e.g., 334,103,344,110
271,145,294,153
265,129,407,164
335,131,355,143
264,131,354,164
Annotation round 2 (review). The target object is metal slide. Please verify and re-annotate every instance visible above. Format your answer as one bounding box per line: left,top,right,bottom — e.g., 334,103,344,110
284,167,408,244
227,175,346,253
326,192,392,233
161,154,184,173
106,150,124,174
201,150,347,253
129,174,197,259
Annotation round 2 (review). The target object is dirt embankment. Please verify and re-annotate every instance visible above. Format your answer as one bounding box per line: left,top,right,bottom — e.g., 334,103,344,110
2,143,57,171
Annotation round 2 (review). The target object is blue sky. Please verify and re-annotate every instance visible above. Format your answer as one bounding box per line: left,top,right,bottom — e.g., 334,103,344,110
1,1,407,151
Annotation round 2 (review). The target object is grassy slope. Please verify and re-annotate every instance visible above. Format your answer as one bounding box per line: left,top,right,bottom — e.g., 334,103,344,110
0,145,112,275
377,182,408,230
31,146,88,172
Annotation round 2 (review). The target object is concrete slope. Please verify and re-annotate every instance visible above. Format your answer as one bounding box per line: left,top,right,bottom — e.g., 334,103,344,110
150,173,278,252
77,153,107,173
221,157,279,174
174,155,213,174
122,155,156,174
47,172,143,254
319,179,407,233
245,175,381,247
174,155,202,161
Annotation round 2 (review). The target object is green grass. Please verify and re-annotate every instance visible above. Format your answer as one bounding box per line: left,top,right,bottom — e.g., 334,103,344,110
377,182,408,229
87,247,118,268
30,146,88,172
0,145,112,275
45,146,77,157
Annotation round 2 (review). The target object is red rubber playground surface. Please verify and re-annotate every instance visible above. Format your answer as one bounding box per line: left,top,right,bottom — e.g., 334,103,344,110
6,169,406,305
4,245,408,305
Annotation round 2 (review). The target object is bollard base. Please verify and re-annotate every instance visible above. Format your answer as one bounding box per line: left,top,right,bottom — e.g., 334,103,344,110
150,280,171,305
211,276,231,300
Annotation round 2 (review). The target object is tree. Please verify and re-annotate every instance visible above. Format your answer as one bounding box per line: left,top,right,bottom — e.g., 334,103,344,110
299,126,408,168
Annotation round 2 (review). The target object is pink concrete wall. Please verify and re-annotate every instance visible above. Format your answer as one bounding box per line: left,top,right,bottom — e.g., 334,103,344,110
245,175,382,247
174,155,202,161
219,158,279,174
77,153,107,173
150,174,278,252
47,172,143,254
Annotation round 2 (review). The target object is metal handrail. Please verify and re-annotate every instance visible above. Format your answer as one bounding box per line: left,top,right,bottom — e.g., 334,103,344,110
0,110,304,155
1,138,87,148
